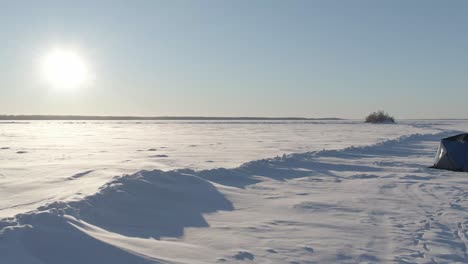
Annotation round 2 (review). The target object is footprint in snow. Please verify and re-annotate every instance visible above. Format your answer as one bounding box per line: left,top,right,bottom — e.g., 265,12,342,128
149,154,168,158
303,246,314,253
350,174,379,179
233,251,254,261
68,170,94,180
399,175,434,181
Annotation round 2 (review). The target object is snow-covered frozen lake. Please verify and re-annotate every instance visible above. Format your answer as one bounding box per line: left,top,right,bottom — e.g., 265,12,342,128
0,120,439,218
2,119,468,263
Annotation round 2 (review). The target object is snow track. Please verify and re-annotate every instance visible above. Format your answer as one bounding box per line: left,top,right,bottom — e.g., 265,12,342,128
2,131,468,263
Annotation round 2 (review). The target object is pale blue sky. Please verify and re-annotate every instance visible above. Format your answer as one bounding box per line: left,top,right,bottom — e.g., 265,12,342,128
1,1,467,118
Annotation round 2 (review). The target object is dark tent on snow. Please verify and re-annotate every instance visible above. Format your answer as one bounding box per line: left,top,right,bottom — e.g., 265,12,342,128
432,133,468,171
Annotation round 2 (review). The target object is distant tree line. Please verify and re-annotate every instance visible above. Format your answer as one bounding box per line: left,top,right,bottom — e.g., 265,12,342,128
0,115,342,121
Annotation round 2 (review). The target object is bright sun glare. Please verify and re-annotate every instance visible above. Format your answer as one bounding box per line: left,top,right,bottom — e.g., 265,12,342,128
40,48,91,90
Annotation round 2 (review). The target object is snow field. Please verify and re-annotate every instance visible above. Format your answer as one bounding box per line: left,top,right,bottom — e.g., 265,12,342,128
1,120,468,263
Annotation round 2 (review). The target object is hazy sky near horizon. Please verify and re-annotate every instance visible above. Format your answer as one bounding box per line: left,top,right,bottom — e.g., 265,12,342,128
1,1,467,118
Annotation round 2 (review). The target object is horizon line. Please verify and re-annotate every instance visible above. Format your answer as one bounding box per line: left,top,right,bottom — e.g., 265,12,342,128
1,115,468,121
0,115,342,121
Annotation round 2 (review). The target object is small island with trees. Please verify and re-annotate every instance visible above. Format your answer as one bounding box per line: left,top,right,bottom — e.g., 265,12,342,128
365,110,395,124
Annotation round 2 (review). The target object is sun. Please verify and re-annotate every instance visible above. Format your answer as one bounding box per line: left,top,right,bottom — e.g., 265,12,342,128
40,48,91,90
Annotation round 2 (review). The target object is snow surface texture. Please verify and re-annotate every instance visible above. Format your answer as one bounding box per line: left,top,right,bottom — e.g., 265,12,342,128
0,120,437,218
1,120,468,263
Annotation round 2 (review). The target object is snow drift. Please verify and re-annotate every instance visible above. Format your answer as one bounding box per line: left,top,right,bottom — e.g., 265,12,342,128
0,171,233,264
2,130,468,263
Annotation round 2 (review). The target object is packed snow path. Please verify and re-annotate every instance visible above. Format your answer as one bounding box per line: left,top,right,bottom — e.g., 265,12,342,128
2,131,468,263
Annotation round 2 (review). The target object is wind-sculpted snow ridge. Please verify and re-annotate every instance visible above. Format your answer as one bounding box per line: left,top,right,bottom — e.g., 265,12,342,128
1,131,468,263
0,171,234,264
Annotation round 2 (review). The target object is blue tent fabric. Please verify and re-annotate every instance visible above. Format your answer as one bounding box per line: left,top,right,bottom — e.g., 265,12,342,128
433,133,468,171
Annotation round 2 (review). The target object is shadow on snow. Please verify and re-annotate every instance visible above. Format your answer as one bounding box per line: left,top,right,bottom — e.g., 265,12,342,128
0,130,460,263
